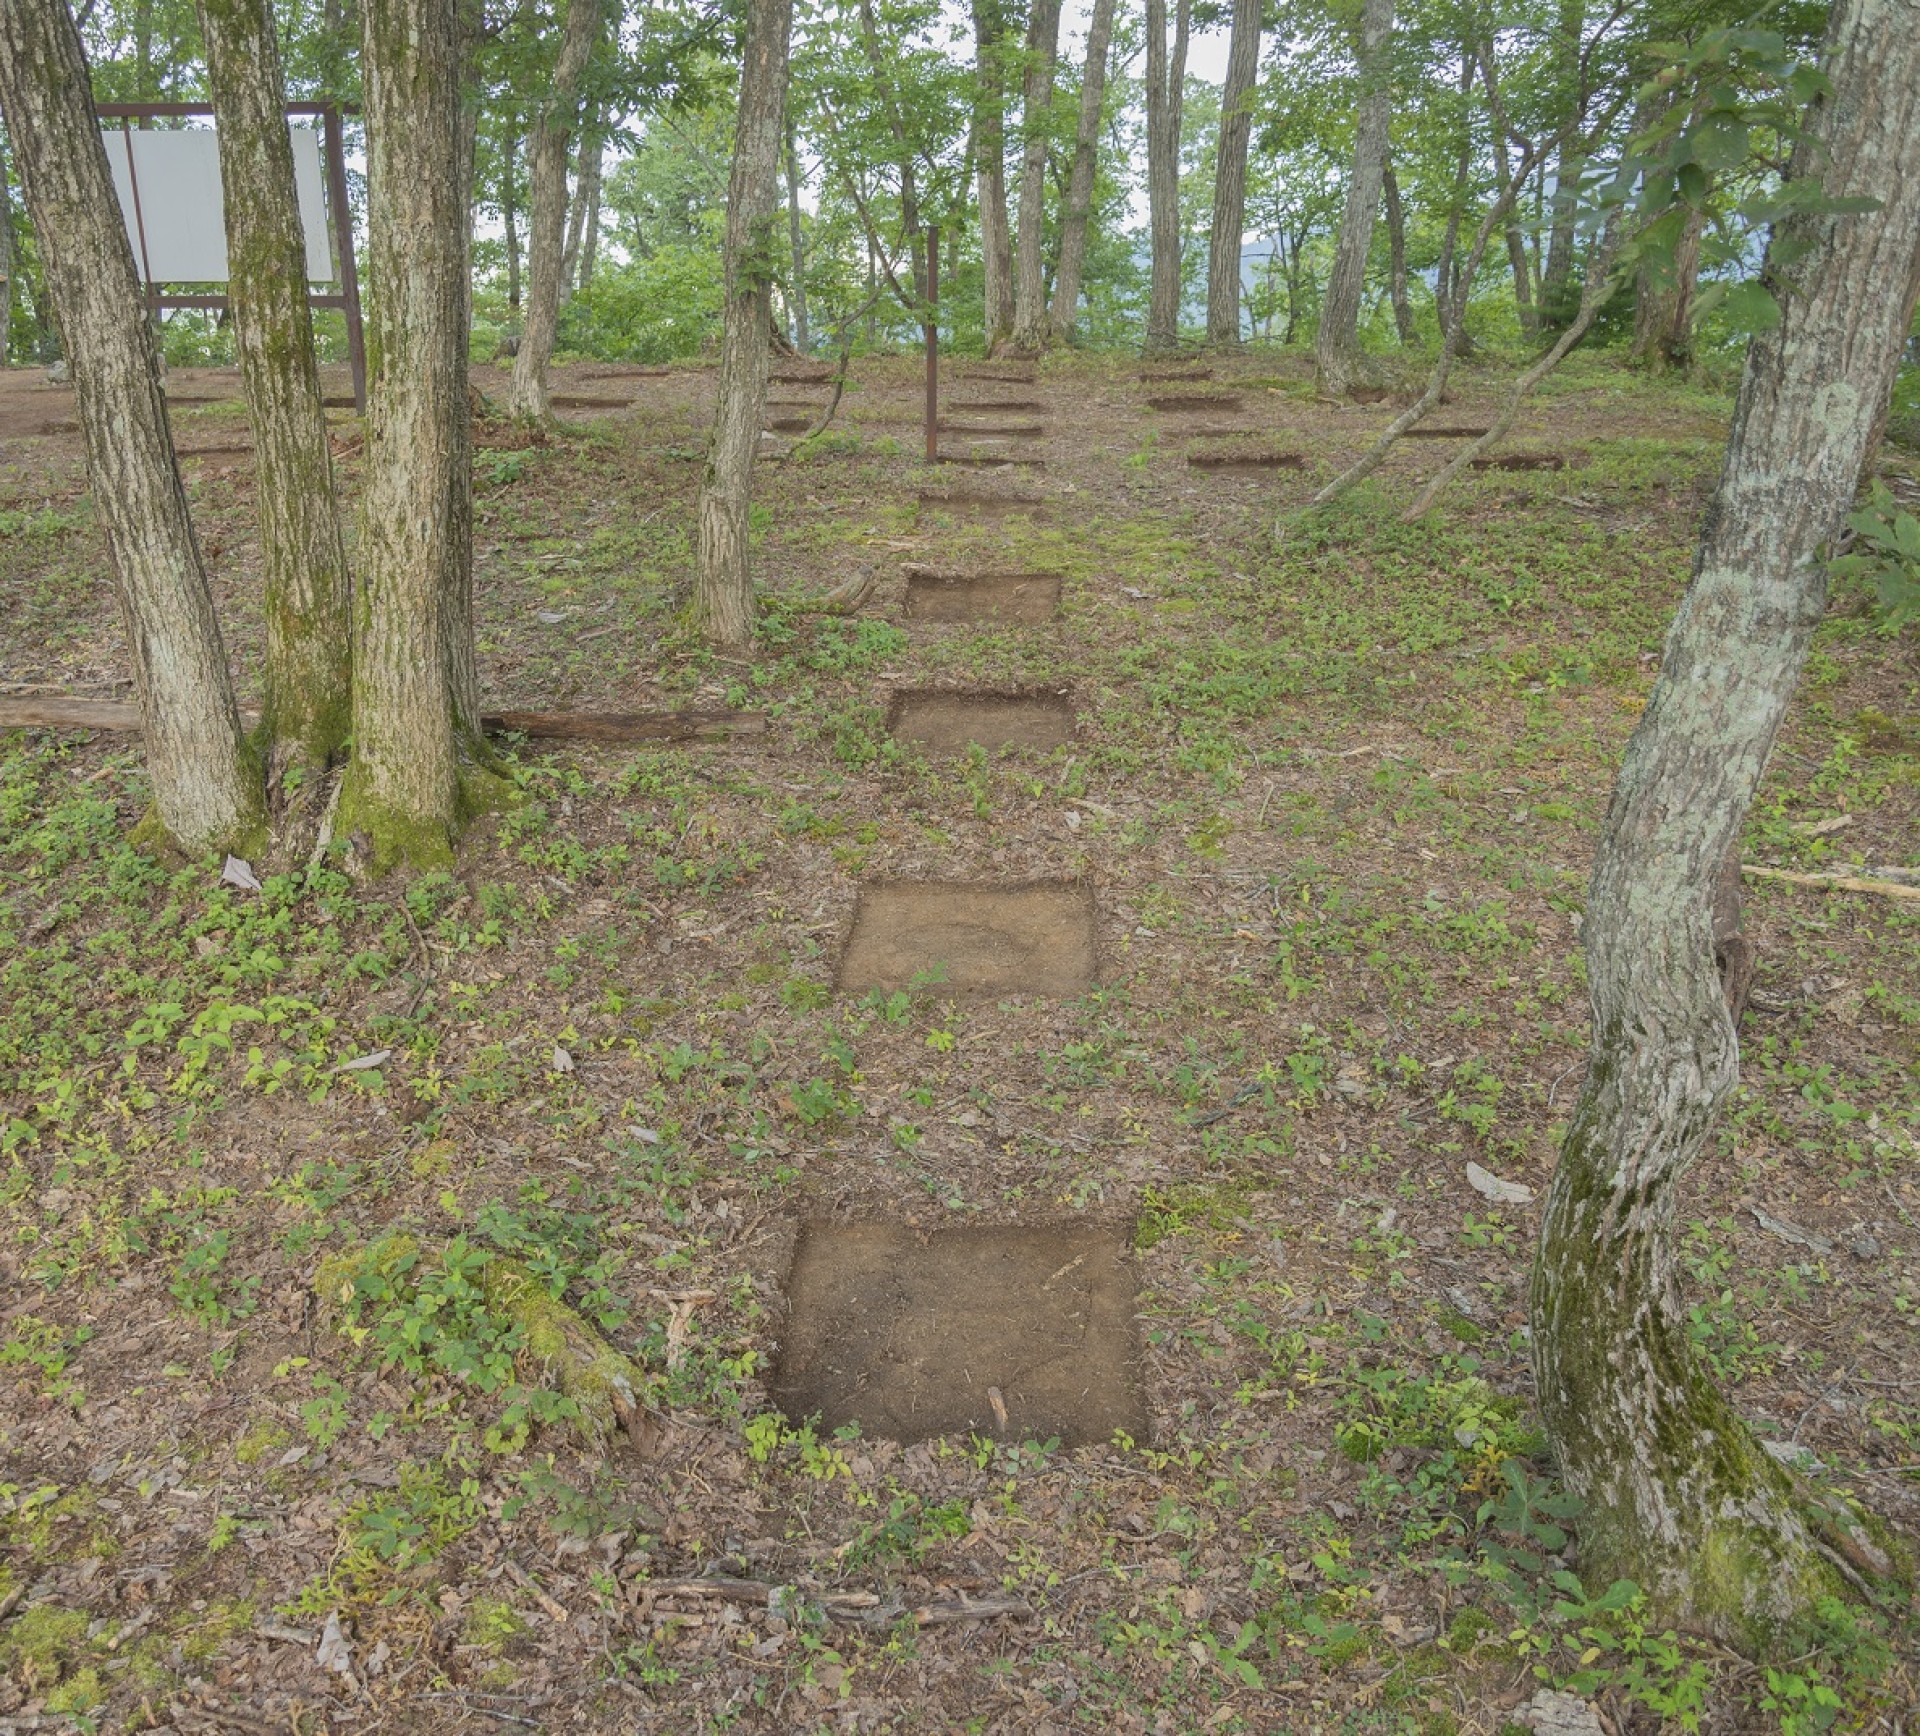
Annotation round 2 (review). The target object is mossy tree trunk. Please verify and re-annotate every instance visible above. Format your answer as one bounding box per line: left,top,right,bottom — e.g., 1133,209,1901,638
198,0,353,795
1008,0,1060,354
971,0,1013,352
692,0,792,649
507,0,599,421
1143,0,1189,354
1315,0,1394,397
1047,0,1114,344
0,0,263,856
1532,0,1920,1646
1204,0,1260,347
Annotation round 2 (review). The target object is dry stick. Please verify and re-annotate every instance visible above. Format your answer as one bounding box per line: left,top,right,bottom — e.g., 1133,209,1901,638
1741,864,1920,903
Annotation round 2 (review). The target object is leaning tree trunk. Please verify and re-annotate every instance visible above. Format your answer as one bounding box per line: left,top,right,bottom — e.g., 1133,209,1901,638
971,0,1014,351
1315,0,1394,396
1009,0,1062,352
1048,0,1114,342
0,0,262,856
1205,0,1260,346
1381,159,1416,343
507,0,599,420
198,0,353,793
346,0,476,868
692,0,792,648
1532,0,1920,1646
784,122,809,351
1144,0,1190,352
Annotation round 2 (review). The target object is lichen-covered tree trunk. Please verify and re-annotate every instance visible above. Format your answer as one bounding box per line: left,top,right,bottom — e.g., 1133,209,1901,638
1048,0,1114,343
1381,160,1416,344
1143,0,1189,353
1009,0,1061,353
346,0,473,867
1205,0,1260,347
0,0,262,856
692,0,792,649
1315,0,1394,396
785,122,809,352
1532,0,1920,1645
971,0,1013,350
507,0,599,420
198,0,353,791
1631,201,1705,371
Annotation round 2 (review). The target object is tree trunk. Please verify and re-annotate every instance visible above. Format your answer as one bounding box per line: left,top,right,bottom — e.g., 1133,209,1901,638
0,136,14,368
1048,0,1114,343
1632,200,1705,370
1533,0,1920,1645
578,145,602,290
346,0,475,868
560,104,599,303
448,0,486,757
693,0,792,649
1314,0,1394,396
1205,0,1260,346
1010,0,1062,352
1432,47,1475,346
503,135,522,312
971,0,1013,349
507,0,599,419
784,122,809,352
198,0,353,790
1144,0,1190,352
0,0,262,856
1493,128,1539,339
1381,159,1416,344
1538,0,1586,331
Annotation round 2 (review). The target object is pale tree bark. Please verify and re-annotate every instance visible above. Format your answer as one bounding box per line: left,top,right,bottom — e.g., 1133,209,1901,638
784,122,809,351
1205,0,1260,346
346,0,477,867
1539,0,1586,330
560,103,600,303
1381,159,1416,343
508,0,600,419
1048,0,1114,342
0,0,262,856
0,134,14,367
1631,200,1705,370
1144,0,1190,352
1315,0,1394,395
448,0,486,756
578,153,602,289
1432,50,1476,342
1533,0,1920,1644
1493,124,1538,338
1010,0,1062,352
693,0,792,648
198,0,353,791
971,0,1013,349
503,135,522,312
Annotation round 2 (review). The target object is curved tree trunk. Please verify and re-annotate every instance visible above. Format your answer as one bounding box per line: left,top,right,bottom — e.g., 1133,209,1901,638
1314,0,1394,396
507,0,599,420
1381,159,1416,343
971,0,1014,351
1009,0,1062,353
0,0,262,856
1205,0,1260,347
1048,0,1114,343
1144,0,1190,352
693,0,792,648
785,122,809,352
1532,0,1920,1645
198,0,353,791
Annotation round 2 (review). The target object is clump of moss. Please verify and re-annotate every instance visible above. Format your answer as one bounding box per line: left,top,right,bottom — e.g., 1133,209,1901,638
0,1604,91,1693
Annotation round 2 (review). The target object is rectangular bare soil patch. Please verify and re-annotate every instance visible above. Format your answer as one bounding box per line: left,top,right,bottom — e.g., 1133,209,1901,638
836,880,1097,996
915,489,1044,519
549,394,631,409
1139,367,1212,382
1470,453,1566,471
1188,452,1303,473
771,1222,1146,1446
950,399,1044,413
1401,426,1490,439
888,689,1075,752
1146,394,1243,413
902,569,1061,623
935,454,1047,469
939,421,1046,437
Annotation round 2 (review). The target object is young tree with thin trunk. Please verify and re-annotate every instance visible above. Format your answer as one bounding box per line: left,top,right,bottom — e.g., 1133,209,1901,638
971,0,1014,350
0,0,262,856
1049,0,1114,342
1539,0,1587,330
785,122,809,352
503,137,523,314
561,103,601,303
1010,0,1062,352
198,0,353,794
693,0,793,648
1533,0,1920,1642
0,137,14,368
508,0,600,420
1314,0,1394,396
1381,159,1416,343
1205,0,1260,346
1144,0,1189,352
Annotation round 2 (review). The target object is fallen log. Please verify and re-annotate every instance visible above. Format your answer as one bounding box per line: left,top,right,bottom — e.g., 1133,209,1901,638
1741,863,1920,902
635,1576,1028,1628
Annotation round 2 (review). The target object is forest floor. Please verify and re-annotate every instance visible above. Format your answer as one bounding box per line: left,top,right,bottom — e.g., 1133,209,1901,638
0,346,1917,1736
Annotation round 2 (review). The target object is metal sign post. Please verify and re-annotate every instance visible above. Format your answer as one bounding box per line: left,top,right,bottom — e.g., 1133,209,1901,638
924,222,939,465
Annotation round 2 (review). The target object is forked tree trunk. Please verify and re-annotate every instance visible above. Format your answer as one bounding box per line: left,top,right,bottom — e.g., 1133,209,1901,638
0,0,262,856
508,0,599,419
1315,0,1394,396
346,0,474,867
198,0,353,789
1009,0,1062,352
1205,0,1260,346
1144,0,1189,352
1533,0,1920,1644
503,135,522,312
1432,48,1476,344
1494,128,1538,339
1538,0,1586,332
1048,0,1114,343
785,122,809,352
560,103,600,303
693,0,792,648
1381,159,1416,343
578,149,602,290
971,0,1014,350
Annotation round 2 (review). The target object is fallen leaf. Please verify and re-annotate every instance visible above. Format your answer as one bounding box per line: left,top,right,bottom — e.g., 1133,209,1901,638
332,1050,391,1074
1466,1162,1533,1205
221,855,263,893
1752,1207,1833,1255
551,1045,575,1073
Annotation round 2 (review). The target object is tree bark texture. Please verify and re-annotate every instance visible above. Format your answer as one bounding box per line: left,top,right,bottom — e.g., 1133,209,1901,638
0,0,262,855
1493,127,1538,339
1205,0,1260,346
560,103,600,303
693,0,792,649
0,137,14,368
503,135,522,312
1010,0,1061,352
1539,0,1587,330
198,0,353,783
1632,200,1705,371
785,123,809,351
507,0,599,419
1532,0,1920,1644
1048,0,1114,342
1144,0,1189,352
446,0,486,758
971,0,1014,348
1381,159,1416,343
1314,0,1394,395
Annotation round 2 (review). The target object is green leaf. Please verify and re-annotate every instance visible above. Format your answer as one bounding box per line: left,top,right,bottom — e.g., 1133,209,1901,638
1722,282,1781,333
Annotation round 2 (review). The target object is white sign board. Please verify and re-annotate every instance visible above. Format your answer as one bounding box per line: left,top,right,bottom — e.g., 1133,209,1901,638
105,124,335,285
